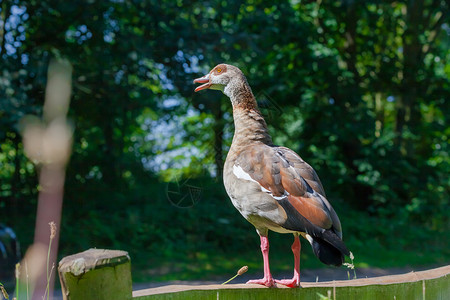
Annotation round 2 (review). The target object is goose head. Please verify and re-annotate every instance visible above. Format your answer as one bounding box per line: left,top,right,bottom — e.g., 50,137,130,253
194,64,246,96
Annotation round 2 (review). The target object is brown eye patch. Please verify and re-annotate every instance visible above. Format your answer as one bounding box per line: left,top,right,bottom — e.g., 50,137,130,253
214,64,227,75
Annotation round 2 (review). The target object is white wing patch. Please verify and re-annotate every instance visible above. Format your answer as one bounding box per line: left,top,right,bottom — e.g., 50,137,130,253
233,164,289,200
233,164,257,183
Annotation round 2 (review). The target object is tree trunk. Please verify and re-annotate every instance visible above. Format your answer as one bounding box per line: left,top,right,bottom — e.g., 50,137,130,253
0,1,11,54
212,103,224,178
396,0,424,155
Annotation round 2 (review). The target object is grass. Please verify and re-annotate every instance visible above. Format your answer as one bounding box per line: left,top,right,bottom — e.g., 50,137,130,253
43,222,56,300
0,282,10,300
130,207,450,283
131,230,449,283
2,222,57,300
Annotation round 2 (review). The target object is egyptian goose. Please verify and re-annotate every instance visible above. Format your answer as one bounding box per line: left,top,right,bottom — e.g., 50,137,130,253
194,64,350,288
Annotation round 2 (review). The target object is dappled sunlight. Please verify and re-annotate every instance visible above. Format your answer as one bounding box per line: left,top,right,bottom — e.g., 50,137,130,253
0,1,447,297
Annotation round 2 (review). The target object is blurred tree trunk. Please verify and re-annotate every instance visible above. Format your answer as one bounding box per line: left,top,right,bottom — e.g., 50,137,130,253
103,107,117,186
0,1,11,53
212,103,224,178
343,2,361,90
341,2,373,209
396,0,424,155
395,0,446,156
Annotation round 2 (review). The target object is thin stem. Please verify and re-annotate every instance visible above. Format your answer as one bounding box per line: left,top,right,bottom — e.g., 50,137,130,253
44,221,56,300
15,264,19,300
42,264,55,300
1,282,10,300
46,238,53,300
222,274,238,285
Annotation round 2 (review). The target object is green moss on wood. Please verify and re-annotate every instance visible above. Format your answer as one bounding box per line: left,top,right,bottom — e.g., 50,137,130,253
133,274,449,300
58,249,132,300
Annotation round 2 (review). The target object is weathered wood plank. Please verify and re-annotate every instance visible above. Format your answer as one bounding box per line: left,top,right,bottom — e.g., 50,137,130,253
58,248,132,300
56,249,449,300
133,265,450,300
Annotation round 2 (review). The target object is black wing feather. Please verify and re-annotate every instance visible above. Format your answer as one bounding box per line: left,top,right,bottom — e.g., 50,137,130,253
278,198,350,260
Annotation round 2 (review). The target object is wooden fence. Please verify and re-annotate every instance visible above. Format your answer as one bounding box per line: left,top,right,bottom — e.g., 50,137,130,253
58,249,450,300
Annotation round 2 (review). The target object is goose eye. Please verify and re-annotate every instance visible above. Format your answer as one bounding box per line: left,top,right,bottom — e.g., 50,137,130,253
216,68,222,73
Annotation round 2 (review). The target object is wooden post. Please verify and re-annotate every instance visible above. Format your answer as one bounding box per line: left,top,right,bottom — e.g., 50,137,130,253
58,249,132,300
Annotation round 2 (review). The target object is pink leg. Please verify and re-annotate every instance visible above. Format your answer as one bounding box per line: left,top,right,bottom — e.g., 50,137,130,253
247,235,275,287
275,234,301,287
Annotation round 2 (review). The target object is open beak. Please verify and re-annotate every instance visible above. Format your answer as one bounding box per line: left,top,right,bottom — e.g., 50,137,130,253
193,73,211,92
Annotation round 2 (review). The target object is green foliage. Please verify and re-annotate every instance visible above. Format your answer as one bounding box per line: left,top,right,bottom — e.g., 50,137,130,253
0,0,448,282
